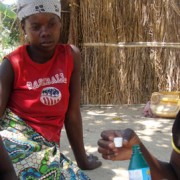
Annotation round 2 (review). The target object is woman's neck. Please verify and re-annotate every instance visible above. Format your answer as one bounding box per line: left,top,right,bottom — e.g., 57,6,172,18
27,45,55,64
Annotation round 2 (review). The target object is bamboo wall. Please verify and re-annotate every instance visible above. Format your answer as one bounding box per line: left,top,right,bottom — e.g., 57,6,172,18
61,0,180,104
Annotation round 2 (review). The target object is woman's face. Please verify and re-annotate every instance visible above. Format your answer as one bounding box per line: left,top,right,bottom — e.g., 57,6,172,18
22,13,61,52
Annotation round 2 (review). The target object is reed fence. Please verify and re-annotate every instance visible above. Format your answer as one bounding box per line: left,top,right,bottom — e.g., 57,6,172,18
61,0,180,104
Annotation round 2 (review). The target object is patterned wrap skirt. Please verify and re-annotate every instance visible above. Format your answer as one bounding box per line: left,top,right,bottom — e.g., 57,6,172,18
0,108,90,180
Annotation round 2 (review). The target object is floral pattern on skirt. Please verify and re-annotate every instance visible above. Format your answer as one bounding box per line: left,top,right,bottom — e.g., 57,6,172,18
0,109,90,180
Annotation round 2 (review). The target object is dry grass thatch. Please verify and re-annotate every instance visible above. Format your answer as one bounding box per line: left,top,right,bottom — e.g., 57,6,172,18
62,0,180,104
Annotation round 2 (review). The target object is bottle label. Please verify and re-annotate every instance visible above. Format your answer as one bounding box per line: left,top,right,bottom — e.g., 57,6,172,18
128,167,151,180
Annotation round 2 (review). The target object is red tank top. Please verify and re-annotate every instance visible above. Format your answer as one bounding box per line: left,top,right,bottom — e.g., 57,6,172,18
6,44,74,144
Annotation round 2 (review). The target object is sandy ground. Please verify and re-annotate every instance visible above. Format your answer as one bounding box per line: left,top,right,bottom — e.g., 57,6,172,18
60,104,175,180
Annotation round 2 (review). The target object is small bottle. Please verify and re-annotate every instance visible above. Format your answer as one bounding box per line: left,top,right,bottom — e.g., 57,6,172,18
128,144,151,180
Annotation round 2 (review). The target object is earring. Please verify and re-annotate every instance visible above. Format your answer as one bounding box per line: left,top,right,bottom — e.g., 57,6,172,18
25,34,28,41
24,34,30,44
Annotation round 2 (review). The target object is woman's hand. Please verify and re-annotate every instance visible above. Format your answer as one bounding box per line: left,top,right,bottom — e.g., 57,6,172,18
97,128,141,161
78,154,102,170
77,154,102,170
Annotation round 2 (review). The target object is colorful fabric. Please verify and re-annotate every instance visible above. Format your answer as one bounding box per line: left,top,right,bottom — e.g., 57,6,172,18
0,109,90,180
17,0,61,21
5,44,73,143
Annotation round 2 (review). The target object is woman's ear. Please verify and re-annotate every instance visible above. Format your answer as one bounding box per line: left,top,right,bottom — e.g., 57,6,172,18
21,20,26,35
21,20,29,44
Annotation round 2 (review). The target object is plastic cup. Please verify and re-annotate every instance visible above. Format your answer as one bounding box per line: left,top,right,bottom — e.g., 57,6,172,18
114,137,123,147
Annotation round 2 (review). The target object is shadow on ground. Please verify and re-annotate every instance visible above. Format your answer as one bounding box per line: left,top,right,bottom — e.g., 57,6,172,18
60,104,175,180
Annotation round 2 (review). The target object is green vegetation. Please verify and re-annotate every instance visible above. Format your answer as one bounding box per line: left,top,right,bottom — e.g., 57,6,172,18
0,2,19,61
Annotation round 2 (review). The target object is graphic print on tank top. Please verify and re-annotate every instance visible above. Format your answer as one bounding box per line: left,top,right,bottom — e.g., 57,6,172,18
40,87,62,106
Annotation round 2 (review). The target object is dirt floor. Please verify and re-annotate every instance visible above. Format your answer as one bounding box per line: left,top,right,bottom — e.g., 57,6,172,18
60,104,175,180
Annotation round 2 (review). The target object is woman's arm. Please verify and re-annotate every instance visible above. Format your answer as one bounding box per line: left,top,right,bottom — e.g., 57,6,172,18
170,110,180,178
0,59,14,117
64,45,101,170
140,110,180,179
0,60,16,179
139,141,178,180
98,111,180,179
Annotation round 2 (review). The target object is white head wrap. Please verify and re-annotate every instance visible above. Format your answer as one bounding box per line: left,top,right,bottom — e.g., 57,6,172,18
17,0,61,21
